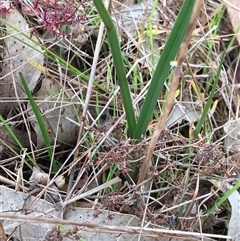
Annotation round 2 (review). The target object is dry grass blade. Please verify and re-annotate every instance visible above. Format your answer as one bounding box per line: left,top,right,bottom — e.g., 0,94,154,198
0,221,7,241
1,0,239,239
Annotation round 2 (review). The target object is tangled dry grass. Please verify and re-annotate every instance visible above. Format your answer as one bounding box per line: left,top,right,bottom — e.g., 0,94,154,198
1,0,240,240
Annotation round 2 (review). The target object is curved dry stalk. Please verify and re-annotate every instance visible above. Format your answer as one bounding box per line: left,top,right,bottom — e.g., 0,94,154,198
136,0,205,197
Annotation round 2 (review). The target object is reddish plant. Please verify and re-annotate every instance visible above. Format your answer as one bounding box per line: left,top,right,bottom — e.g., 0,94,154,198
0,1,15,16
0,0,88,36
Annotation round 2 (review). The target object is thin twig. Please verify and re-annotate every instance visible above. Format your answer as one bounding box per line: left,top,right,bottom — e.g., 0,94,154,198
0,212,232,240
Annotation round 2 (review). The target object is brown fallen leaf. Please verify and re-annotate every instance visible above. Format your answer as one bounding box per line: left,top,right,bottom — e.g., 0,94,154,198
225,0,240,45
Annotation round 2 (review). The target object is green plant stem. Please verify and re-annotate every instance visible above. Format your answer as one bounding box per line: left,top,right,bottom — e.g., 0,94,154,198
93,0,136,137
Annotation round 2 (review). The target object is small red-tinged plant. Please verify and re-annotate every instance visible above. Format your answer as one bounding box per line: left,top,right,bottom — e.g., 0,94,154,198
0,1,15,16
0,0,88,36
30,0,87,35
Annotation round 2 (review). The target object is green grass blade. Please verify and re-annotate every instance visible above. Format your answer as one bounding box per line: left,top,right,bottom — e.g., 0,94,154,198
208,180,240,216
194,56,224,138
93,0,136,137
194,179,240,230
133,0,195,139
0,115,34,169
194,24,239,138
19,72,58,172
